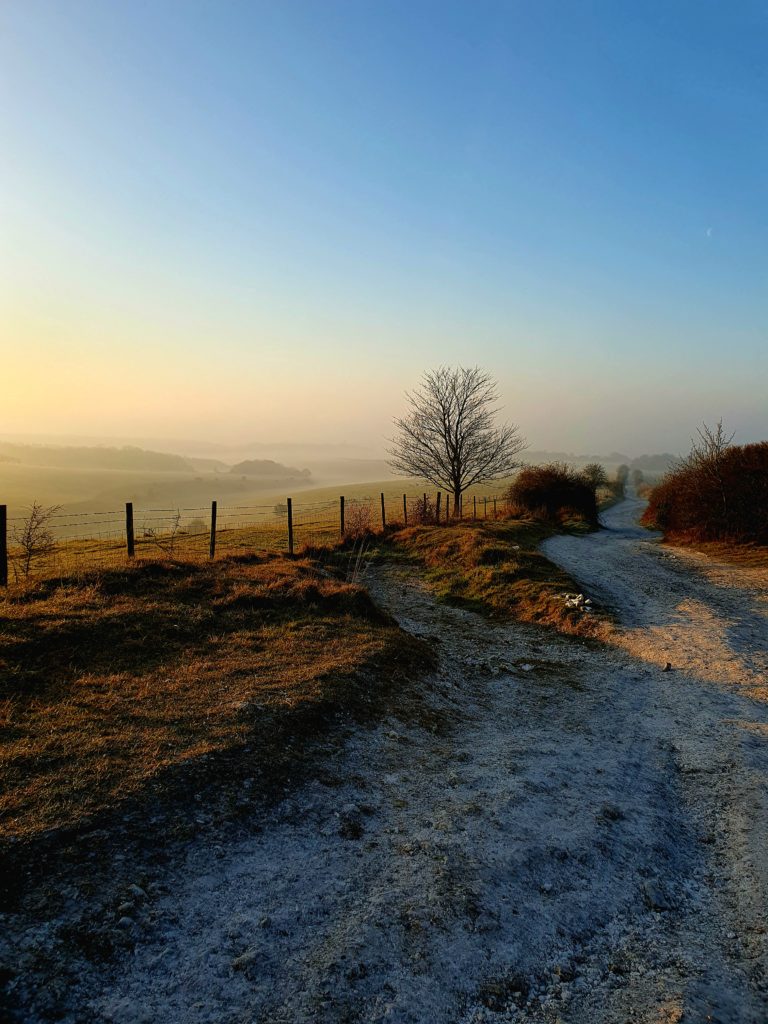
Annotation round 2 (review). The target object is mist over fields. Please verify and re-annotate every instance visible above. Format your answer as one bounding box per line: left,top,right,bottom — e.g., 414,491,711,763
0,438,394,516
0,435,676,519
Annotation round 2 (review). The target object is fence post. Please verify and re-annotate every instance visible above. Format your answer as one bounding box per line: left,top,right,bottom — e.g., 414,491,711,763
403,493,407,526
484,496,488,519
125,502,135,558
493,497,497,518
380,492,386,530
209,500,217,559
473,495,477,520
436,492,441,523
287,498,294,555
340,496,345,536
0,505,7,586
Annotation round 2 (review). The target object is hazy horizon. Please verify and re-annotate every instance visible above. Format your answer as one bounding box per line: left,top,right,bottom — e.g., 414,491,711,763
0,429,683,463
3,2,767,456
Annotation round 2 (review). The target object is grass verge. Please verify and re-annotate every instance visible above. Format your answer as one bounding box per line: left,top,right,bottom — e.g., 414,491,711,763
0,554,431,849
373,516,604,635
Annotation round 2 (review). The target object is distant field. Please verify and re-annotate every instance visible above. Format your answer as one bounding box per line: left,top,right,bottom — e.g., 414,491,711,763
262,477,517,507
0,459,411,522
0,463,318,520
1,441,661,523
0,465,514,520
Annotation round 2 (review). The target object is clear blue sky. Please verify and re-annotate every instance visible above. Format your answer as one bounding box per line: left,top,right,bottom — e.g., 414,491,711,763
2,1,766,453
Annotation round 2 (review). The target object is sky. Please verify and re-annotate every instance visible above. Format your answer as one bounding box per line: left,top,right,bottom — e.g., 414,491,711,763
2,0,766,456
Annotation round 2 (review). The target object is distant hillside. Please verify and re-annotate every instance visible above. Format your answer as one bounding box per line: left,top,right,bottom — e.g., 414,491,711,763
0,443,193,473
230,459,311,481
185,456,230,473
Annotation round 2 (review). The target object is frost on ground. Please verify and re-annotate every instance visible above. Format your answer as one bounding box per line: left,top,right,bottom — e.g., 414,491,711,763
4,497,768,1023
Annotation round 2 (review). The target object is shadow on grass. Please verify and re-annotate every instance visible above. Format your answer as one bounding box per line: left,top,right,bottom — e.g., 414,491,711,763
0,555,435,891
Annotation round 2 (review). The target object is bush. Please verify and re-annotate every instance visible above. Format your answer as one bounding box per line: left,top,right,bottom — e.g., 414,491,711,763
410,494,436,525
506,463,599,527
582,462,607,489
642,427,768,543
11,502,61,581
344,501,373,539
615,464,629,497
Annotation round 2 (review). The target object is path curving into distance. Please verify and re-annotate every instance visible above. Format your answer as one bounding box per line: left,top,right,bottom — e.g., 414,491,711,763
543,491,768,694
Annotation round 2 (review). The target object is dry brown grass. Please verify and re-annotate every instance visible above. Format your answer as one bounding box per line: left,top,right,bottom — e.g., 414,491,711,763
385,518,603,634
0,554,429,843
5,520,313,582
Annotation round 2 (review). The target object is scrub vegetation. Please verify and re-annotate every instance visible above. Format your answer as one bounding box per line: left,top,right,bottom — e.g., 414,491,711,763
382,517,604,635
642,422,768,548
505,463,600,527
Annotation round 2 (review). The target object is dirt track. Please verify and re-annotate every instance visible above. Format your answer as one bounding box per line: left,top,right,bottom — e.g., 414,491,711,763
6,498,768,1023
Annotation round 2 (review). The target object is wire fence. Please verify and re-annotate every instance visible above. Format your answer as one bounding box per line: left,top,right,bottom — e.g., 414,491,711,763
0,488,511,586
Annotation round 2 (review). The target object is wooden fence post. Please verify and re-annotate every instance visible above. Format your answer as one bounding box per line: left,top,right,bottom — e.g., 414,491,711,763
473,495,477,520
340,496,345,536
287,498,294,555
125,502,135,558
403,493,408,526
0,505,7,586
209,500,217,559
436,492,441,523
380,492,386,529
493,497,497,518
484,496,488,519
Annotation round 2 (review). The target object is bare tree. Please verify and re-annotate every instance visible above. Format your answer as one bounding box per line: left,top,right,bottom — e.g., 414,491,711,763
681,420,734,522
13,501,61,580
389,366,526,513
685,420,734,470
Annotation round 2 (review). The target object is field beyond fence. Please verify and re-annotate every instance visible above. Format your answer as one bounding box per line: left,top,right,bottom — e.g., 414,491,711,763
0,489,509,586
